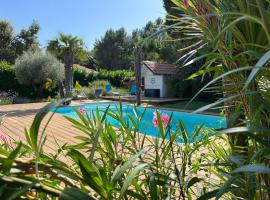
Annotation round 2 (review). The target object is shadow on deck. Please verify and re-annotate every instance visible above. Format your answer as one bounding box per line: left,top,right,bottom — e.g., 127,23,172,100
101,96,187,104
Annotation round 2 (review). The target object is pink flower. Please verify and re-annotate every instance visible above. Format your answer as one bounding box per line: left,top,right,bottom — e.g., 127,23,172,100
152,115,158,127
161,114,170,127
183,0,189,8
0,134,8,144
0,134,10,148
78,108,86,115
152,112,170,128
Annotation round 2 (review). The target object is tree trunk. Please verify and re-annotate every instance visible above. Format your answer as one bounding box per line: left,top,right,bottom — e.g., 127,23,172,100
134,48,142,106
58,81,65,98
63,50,74,97
65,65,72,97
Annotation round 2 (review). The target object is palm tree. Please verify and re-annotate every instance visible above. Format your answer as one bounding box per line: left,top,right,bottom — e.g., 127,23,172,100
47,33,83,97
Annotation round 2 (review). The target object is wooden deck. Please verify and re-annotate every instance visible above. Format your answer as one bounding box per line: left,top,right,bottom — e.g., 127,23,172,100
0,100,106,154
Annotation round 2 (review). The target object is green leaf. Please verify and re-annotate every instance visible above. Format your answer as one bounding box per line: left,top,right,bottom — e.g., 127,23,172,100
149,172,158,200
67,149,108,199
2,142,22,175
187,65,221,80
197,189,219,200
119,163,148,199
185,66,252,110
244,49,270,89
232,164,270,174
111,150,144,185
29,99,69,151
59,187,96,200
193,91,258,113
186,177,202,191
5,182,36,200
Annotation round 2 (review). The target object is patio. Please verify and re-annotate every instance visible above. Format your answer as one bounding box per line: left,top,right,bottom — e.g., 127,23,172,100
0,100,107,154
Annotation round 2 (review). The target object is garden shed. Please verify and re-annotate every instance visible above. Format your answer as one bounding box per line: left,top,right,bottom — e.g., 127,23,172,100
141,61,178,98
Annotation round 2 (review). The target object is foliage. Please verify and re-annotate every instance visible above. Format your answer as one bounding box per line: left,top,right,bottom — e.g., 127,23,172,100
74,81,82,94
73,67,98,86
0,20,40,64
0,61,35,97
132,18,182,63
88,80,110,96
0,90,18,105
98,69,134,87
14,51,64,97
0,100,214,199
94,28,133,70
80,86,95,99
168,0,270,199
93,19,183,71
47,33,84,96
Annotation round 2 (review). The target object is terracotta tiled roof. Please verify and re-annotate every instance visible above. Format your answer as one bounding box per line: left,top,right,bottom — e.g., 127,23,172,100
143,61,178,75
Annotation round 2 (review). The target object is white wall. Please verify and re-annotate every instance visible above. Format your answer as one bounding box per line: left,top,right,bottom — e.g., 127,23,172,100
141,64,167,97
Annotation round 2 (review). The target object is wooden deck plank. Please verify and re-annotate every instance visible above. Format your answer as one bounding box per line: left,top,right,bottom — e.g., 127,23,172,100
0,101,98,153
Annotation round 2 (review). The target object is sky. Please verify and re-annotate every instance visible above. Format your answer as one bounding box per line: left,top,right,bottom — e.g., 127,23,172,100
0,0,165,49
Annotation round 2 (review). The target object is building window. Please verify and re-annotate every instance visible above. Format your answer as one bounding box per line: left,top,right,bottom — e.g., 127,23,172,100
151,77,155,84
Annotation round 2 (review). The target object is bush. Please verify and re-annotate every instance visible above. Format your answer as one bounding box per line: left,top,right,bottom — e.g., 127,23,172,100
0,101,214,199
73,68,134,88
98,69,134,87
81,86,95,99
0,61,35,97
14,51,64,97
89,80,110,96
0,90,18,105
73,67,98,86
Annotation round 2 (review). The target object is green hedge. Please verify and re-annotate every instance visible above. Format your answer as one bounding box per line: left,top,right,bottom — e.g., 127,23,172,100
73,67,98,86
1,61,134,97
97,69,134,87
0,61,35,97
74,68,134,87
0,61,58,98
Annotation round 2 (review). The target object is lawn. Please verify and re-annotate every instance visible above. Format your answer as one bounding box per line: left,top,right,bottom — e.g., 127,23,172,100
156,101,222,114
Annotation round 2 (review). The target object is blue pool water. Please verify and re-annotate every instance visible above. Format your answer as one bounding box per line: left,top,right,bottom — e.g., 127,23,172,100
54,102,226,140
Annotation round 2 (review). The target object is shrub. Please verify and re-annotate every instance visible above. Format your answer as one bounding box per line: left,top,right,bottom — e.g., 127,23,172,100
98,69,134,87
0,90,18,105
73,67,98,86
14,51,64,97
0,61,35,97
0,101,213,199
81,86,95,99
89,80,110,96
73,68,134,88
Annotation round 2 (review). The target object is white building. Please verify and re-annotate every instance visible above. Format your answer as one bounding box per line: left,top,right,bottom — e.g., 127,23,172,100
141,61,178,98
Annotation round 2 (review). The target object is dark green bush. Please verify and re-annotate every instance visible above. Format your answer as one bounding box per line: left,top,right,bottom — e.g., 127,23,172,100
0,61,35,97
73,67,98,86
0,61,59,98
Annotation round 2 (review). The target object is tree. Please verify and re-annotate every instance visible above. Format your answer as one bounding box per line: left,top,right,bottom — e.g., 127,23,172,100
14,51,64,97
93,28,133,70
47,33,84,96
0,20,40,63
170,1,270,198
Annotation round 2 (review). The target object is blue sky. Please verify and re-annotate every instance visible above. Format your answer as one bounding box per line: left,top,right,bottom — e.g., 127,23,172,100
0,0,165,49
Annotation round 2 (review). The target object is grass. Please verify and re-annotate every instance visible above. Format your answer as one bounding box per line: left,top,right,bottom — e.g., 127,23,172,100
156,101,222,114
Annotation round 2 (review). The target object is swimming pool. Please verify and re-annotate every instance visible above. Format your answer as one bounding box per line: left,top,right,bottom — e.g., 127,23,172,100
53,102,226,137
54,102,226,140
